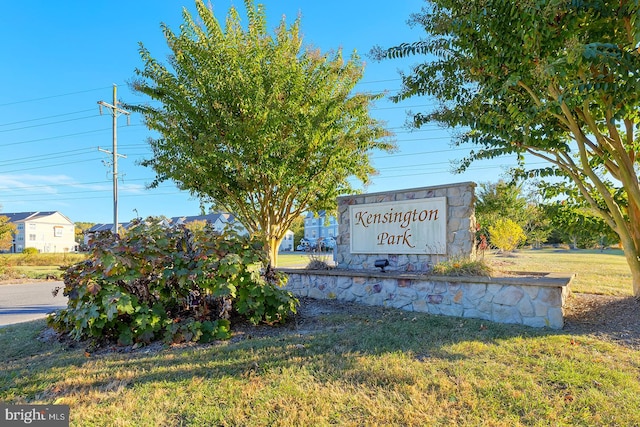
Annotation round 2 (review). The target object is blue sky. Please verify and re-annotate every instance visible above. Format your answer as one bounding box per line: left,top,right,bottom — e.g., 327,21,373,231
1,1,521,224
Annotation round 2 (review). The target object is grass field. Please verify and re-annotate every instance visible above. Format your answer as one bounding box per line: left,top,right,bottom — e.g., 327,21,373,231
484,248,632,296
1,305,639,426
0,253,88,281
1,249,638,425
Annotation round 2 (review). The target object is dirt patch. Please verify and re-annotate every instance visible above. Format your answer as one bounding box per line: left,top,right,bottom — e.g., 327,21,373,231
562,292,640,349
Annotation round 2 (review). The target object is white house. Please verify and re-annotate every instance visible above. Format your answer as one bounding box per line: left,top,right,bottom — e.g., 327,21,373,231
304,211,338,247
4,211,76,253
279,229,295,251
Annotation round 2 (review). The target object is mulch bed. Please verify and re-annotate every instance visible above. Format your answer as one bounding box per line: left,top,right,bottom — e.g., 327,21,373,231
562,292,640,350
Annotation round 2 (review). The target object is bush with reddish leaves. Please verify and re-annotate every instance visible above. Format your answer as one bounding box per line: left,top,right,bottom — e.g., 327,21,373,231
47,218,297,346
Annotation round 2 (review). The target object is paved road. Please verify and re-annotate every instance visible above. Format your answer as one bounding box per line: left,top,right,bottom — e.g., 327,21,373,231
0,281,68,327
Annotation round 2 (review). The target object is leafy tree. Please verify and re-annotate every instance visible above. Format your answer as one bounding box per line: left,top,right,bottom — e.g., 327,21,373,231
184,219,208,234
488,218,527,253
475,181,528,228
74,222,95,246
377,1,640,295
0,215,16,252
475,181,551,248
544,201,619,249
128,0,394,266
541,182,619,249
290,215,305,249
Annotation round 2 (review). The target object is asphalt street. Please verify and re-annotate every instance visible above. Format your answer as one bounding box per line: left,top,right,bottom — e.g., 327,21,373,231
0,281,67,327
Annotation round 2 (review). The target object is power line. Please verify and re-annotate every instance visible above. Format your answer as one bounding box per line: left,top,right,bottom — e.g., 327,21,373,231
0,157,105,174
0,148,96,166
0,177,150,191
7,191,189,204
0,114,101,133
372,163,531,180
393,136,453,143
356,78,401,85
371,103,437,111
0,124,143,147
0,108,96,127
373,147,470,159
0,86,114,107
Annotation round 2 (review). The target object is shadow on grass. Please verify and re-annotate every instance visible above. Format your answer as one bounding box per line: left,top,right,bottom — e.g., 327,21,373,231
0,299,596,403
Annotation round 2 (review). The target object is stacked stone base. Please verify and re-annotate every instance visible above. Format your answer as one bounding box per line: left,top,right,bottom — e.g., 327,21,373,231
280,269,573,329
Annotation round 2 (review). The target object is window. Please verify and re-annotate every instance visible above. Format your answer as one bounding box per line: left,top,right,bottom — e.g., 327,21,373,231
29,234,36,241
29,223,36,230
17,224,24,230
54,227,63,237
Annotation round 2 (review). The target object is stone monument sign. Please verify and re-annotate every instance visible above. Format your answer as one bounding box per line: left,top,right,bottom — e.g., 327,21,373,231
336,182,476,271
349,197,447,254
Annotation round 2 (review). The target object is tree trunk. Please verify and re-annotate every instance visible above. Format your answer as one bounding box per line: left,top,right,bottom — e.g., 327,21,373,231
266,236,282,268
625,203,640,298
627,255,640,298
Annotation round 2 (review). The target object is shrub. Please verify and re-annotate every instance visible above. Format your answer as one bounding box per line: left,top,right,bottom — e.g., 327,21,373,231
47,218,298,346
431,257,492,276
488,218,527,252
305,253,334,270
22,247,39,255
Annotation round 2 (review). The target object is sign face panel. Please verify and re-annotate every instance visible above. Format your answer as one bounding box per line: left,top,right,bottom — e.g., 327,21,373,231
349,198,447,254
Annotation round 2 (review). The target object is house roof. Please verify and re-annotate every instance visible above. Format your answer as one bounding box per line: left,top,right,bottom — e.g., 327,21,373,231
169,213,234,225
85,213,237,233
86,222,135,233
2,211,69,223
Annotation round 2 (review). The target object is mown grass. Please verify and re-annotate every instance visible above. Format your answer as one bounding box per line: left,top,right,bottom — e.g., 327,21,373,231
275,252,309,268
1,249,638,425
1,309,639,426
485,248,632,296
0,253,88,281
0,253,87,267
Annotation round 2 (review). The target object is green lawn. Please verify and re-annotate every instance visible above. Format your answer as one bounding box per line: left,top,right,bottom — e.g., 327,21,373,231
1,249,639,426
1,307,639,426
485,248,632,296
275,252,310,268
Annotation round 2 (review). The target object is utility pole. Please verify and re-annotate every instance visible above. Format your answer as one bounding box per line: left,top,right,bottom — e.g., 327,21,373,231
98,84,130,235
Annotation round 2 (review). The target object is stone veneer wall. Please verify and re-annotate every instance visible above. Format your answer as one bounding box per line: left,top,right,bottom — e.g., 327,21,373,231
281,269,573,329
336,182,476,271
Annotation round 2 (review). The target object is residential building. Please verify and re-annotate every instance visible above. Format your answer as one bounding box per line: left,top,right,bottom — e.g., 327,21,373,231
169,213,241,233
3,211,76,253
83,221,136,247
279,229,295,251
304,211,338,247
84,213,293,252
84,213,247,246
